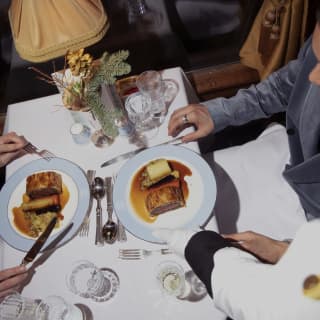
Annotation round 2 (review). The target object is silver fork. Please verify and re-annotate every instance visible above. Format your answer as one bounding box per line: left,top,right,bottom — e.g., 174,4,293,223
118,248,172,260
23,142,56,161
78,170,96,237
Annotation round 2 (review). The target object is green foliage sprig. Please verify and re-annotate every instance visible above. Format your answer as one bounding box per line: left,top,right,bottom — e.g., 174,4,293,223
85,50,131,138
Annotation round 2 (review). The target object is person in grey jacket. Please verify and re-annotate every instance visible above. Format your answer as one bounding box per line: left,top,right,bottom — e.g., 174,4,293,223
168,10,320,264
160,6,320,320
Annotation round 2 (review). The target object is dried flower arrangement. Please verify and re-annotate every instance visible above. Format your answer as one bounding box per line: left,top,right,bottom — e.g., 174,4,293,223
30,48,131,138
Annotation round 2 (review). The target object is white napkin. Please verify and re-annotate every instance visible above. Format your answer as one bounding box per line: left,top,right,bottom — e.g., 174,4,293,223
152,228,198,256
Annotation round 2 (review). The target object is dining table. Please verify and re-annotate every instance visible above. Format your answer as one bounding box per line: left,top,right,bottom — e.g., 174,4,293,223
0,67,227,320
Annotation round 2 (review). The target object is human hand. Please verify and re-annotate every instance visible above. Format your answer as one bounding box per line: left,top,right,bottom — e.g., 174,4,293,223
0,265,28,300
167,104,214,142
0,132,28,167
223,231,289,264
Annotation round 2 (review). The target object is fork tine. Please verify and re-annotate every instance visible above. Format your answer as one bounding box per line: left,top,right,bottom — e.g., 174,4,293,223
119,249,141,253
23,144,36,153
40,150,56,160
118,256,141,260
161,248,172,254
23,143,56,161
78,216,90,237
118,249,143,259
119,253,141,257
118,254,142,258
78,170,96,238
42,150,56,158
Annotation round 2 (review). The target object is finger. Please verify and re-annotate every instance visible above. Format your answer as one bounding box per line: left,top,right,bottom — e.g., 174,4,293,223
0,151,20,168
170,105,196,120
168,115,192,137
0,266,27,282
185,109,214,133
0,132,18,142
0,287,20,300
181,130,204,142
168,110,190,136
168,105,201,129
0,133,27,149
0,142,22,154
0,273,28,293
222,232,251,242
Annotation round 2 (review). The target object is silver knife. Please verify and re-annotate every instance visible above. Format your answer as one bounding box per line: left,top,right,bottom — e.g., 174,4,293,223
21,216,58,266
100,136,184,168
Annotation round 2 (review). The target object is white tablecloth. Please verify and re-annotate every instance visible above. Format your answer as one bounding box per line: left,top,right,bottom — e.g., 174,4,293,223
2,67,226,320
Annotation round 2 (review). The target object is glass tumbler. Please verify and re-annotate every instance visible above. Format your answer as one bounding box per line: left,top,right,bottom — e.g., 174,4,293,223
136,70,166,124
0,292,38,320
35,295,82,320
125,92,152,131
156,261,186,298
66,260,119,302
70,122,91,145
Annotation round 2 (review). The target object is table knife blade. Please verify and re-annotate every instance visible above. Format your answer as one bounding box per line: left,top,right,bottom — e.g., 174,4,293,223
21,216,58,266
100,136,184,168
105,177,113,215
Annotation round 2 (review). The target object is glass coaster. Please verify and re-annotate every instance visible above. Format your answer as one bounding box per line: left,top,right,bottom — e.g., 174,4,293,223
91,268,120,302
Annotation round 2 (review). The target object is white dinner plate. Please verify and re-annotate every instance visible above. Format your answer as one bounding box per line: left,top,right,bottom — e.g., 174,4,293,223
0,158,90,252
113,145,216,243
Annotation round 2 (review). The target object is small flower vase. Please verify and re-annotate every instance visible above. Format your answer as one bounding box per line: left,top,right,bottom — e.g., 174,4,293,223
68,109,93,130
90,84,132,139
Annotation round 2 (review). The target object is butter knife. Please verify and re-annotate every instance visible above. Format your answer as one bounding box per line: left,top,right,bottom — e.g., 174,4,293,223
21,216,58,266
100,136,184,168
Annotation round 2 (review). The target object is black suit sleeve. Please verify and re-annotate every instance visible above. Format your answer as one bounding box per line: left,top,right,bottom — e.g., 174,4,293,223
185,230,234,298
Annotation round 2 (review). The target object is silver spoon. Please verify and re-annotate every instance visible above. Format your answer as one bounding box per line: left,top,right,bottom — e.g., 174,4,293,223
92,177,105,246
102,177,118,244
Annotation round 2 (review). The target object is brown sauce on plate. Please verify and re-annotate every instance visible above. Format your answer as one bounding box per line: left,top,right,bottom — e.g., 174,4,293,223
12,183,70,237
129,160,192,223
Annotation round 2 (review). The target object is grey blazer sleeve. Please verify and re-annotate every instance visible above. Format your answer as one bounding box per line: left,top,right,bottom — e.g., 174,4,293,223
203,38,311,132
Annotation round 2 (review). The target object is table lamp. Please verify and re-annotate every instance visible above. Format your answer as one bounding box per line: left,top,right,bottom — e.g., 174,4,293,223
8,0,109,62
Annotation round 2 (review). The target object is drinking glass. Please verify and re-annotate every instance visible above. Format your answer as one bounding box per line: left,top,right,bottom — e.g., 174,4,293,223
136,70,167,124
125,92,152,131
0,292,38,320
156,261,186,298
35,295,83,320
126,0,163,26
66,260,119,302
178,270,207,301
70,122,91,145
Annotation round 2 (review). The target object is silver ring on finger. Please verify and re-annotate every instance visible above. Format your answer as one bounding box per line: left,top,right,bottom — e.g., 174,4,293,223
182,114,189,125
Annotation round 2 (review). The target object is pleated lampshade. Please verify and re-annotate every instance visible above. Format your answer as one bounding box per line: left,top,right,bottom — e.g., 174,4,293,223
8,0,109,62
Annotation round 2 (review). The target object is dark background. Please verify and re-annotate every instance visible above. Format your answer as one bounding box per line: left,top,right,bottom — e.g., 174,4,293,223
0,0,263,111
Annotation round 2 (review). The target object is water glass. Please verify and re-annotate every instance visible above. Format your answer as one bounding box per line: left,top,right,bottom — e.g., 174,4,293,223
127,0,148,24
156,261,186,298
126,0,163,26
125,92,152,131
178,270,207,301
35,295,82,320
136,70,166,123
0,292,38,320
66,260,119,302
70,122,91,145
